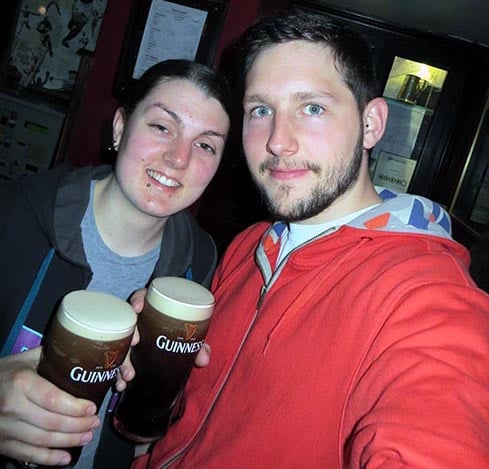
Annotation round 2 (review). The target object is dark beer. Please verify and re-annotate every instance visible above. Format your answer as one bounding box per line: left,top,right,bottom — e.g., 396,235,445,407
113,276,214,443
38,319,133,407
38,290,136,466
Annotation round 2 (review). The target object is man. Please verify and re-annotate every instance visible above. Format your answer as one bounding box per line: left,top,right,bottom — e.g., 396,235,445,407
133,10,489,468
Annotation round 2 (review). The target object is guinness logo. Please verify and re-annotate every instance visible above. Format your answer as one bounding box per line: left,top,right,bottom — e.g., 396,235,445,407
104,350,119,368
184,323,197,340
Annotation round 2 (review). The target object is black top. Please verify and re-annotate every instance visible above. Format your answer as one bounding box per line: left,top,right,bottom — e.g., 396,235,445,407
0,164,217,468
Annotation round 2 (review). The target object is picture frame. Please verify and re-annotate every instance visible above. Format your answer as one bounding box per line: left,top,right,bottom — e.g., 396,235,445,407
113,0,228,100
0,0,108,104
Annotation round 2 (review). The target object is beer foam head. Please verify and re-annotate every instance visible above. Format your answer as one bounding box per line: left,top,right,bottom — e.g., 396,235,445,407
58,290,137,340
147,277,214,321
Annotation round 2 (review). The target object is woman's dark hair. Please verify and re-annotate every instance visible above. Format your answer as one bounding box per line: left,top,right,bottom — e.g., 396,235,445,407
238,9,380,113
121,59,232,120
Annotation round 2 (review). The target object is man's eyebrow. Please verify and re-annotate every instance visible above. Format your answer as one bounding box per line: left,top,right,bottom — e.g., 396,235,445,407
293,91,336,102
243,91,336,104
243,94,267,104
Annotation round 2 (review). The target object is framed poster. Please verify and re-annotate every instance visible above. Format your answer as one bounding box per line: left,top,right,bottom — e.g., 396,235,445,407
114,0,228,99
372,151,417,193
2,0,108,100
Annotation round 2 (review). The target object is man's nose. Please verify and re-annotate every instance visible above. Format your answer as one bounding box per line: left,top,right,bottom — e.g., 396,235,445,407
266,114,299,157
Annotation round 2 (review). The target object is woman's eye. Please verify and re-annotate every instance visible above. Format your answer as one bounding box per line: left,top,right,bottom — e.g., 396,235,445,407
150,124,169,133
196,142,216,155
304,104,324,116
250,106,272,118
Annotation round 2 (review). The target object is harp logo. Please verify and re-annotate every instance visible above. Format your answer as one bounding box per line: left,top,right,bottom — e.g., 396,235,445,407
184,323,197,340
104,350,119,369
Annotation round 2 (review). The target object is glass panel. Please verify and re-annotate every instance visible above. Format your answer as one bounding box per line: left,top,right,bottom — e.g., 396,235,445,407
369,56,448,193
451,97,489,236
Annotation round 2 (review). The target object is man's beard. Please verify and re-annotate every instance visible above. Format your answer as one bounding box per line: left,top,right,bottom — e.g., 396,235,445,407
253,131,364,223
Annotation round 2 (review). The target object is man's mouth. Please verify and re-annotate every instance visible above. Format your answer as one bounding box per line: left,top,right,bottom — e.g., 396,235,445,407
260,158,321,175
146,169,181,188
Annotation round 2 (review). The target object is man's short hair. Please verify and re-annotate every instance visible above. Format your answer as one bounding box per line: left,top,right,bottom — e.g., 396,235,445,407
238,9,380,113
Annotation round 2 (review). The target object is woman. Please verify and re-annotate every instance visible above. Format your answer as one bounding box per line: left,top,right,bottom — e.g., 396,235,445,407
0,59,231,468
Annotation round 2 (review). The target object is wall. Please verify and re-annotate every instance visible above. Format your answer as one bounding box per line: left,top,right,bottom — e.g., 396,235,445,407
311,0,489,48
65,0,261,168
64,0,133,167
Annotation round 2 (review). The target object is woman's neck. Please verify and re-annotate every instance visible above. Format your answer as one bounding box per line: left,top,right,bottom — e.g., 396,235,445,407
93,175,167,257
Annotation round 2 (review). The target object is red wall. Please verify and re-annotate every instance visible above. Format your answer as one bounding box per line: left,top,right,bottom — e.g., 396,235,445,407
65,0,132,167
66,0,261,167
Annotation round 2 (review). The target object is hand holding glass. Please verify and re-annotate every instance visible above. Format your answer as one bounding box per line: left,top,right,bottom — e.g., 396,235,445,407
37,290,137,465
113,276,214,443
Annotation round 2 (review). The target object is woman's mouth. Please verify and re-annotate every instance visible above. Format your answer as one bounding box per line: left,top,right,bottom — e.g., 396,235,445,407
146,169,181,188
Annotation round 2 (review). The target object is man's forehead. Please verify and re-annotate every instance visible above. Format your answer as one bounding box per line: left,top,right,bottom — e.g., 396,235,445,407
244,42,343,97
249,40,333,66
245,41,335,81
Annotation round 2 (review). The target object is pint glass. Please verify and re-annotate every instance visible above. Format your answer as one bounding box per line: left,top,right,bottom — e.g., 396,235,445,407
113,276,214,443
37,290,137,465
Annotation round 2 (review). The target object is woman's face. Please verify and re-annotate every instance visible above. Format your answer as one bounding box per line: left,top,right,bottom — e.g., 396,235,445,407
113,79,230,219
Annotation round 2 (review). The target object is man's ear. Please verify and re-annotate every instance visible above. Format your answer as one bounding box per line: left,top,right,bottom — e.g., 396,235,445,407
362,97,388,150
112,107,126,150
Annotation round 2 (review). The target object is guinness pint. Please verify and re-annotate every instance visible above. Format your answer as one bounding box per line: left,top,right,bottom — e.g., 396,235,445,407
37,290,137,465
113,276,214,443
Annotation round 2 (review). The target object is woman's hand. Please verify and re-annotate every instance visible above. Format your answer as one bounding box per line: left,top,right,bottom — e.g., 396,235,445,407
0,348,100,466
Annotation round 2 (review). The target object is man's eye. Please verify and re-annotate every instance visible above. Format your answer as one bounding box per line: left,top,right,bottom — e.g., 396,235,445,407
304,104,324,116
250,106,272,118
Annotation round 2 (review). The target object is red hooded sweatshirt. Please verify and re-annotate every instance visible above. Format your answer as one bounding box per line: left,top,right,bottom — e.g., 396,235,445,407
133,188,489,468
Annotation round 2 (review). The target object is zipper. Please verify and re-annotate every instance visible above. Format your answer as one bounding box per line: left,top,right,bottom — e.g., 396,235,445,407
258,225,339,303
160,299,263,468
161,225,339,467
257,284,267,309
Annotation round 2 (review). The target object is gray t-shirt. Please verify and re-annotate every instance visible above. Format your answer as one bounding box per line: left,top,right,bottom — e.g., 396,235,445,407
5,182,160,469
75,181,160,468
82,181,160,301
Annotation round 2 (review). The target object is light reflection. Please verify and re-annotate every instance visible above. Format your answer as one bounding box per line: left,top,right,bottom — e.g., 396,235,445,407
416,63,432,82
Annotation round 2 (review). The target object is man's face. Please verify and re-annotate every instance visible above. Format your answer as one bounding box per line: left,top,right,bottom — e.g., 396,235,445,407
242,40,366,224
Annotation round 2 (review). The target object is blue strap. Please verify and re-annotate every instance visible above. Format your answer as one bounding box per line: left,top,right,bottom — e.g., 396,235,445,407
185,267,193,281
1,248,55,357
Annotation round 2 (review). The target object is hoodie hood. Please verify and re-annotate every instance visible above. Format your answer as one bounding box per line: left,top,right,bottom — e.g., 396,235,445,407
20,165,111,267
254,187,464,354
349,186,451,238
256,187,457,289
18,164,212,283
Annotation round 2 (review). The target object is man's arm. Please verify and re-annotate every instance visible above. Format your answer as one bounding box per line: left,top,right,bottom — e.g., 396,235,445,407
345,282,489,467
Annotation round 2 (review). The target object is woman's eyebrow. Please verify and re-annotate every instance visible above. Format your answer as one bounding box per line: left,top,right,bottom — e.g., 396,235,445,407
145,102,182,125
202,130,227,139
145,103,226,139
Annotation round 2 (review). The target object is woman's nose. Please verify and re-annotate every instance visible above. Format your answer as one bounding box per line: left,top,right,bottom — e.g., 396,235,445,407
164,142,191,169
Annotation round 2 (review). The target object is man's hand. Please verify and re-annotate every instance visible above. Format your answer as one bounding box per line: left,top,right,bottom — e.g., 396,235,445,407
116,288,211,391
0,348,100,466
194,342,211,367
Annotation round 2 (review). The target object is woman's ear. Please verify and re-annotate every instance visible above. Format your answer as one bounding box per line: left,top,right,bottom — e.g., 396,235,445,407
362,97,388,150
112,107,126,151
